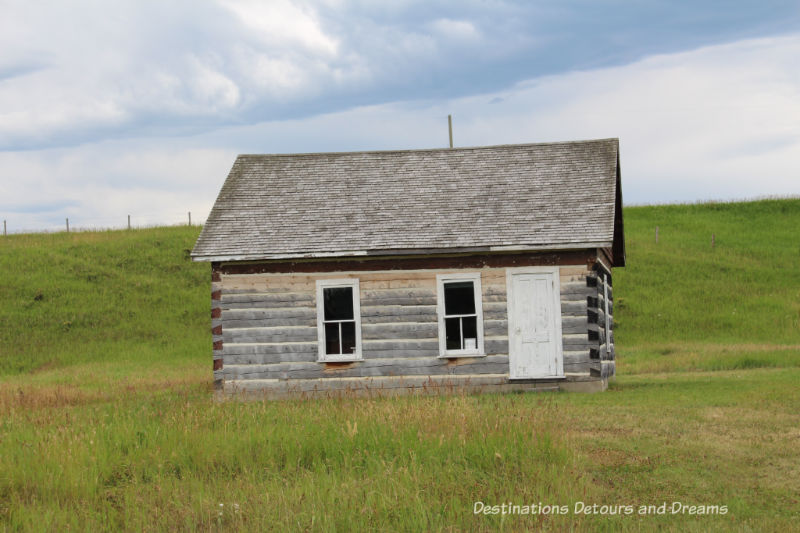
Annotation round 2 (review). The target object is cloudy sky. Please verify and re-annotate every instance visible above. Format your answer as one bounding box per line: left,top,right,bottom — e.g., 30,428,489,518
1,1,799,231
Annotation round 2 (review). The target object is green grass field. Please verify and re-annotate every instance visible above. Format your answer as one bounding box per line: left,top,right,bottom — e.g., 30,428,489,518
1,199,799,531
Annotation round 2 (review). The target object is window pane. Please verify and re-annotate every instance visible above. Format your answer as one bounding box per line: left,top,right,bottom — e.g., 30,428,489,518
462,316,478,350
341,321,356,354
444,281,476,316
325,322,341,355
445,317,461,350
323,287,354,320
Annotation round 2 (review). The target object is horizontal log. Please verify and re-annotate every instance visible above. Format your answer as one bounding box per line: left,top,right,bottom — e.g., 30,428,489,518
223,342,318,355
362,322,438,340
362,314,435,325
223,308,316,320
561,316,588,334
222,298,315,310
363,339,438,351
225,351,319,365
563,350,591,366
484,287,507,297
560,300,588,317
563,361,591,372
361,296,437,306
222,292,313,304
484,320,508,337
362,288,434,300
360,305,437,325
562,341,597,353
561,282,598,298
484,302,509,321
485,338,509,355
223,355,511,380
224,326,318,344
562,333,589,345
223,316,318,328
360,304,436,317
221,286,311,295
364,340,440,359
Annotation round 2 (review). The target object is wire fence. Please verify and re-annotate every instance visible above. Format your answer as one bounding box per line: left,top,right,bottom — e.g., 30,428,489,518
2,210,210,235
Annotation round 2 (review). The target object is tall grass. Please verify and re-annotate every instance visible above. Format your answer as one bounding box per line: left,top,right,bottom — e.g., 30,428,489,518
1,370,798,530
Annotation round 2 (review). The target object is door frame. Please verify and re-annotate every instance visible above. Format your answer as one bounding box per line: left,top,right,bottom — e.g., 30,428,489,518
505,266,564,379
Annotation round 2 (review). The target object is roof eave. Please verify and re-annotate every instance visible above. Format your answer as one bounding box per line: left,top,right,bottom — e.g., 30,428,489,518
190,241,613,263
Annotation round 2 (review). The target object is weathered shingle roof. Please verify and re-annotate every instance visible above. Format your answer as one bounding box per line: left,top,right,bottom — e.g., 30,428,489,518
192,138,624,263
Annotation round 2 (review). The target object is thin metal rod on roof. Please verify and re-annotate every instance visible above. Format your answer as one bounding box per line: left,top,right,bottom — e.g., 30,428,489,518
448,115,453,148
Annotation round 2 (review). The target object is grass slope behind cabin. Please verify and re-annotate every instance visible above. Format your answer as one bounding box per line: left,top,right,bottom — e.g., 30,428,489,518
0,227,209,378
615,199,800,373
0,199,799,531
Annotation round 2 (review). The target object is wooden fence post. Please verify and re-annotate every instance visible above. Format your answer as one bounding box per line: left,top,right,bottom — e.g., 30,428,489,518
128,215,131,230
3,220,6,236
188,211,192,226
66,218,69,233
655,226,659,243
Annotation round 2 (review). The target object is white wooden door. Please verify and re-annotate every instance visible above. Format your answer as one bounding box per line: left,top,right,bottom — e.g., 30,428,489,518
507,270,563,379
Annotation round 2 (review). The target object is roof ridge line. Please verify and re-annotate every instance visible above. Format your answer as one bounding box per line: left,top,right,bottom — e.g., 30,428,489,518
236,138,619,158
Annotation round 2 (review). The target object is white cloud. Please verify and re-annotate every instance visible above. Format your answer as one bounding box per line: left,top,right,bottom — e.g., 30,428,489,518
0,1,604,150
1,33,799,231
219,0,339,56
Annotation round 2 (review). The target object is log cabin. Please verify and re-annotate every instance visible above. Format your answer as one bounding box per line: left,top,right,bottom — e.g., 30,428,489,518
191,138,625,397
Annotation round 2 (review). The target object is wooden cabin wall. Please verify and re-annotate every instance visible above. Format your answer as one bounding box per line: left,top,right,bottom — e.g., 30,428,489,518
559,266,596,378
210,263,605,391
586,265,615,379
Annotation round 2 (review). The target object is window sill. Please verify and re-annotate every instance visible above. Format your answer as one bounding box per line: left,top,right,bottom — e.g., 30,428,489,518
437,352,486,359
317,356,363,363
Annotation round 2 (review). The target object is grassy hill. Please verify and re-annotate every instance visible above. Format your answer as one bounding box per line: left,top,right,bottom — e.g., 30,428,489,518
0,200,798,531
616,198,800,373
0,226,209,376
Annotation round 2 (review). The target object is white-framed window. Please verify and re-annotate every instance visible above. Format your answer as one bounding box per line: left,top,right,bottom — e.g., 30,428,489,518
436,272,485,358
316,279,363,362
